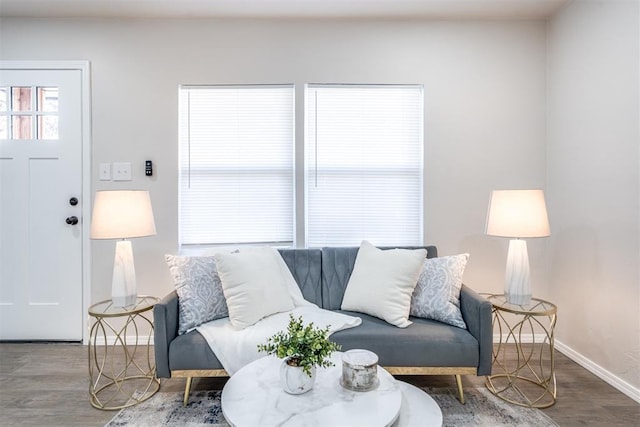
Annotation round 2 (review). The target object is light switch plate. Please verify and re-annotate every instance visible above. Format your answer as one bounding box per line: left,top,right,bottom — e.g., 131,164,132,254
112,162,132,181
99,163,111,181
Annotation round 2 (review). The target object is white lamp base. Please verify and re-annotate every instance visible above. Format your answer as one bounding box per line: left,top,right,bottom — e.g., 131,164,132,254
111,239,137,307
505,239,532,305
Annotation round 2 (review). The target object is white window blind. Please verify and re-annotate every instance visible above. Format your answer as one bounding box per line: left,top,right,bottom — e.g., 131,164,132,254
179,85,294,246
305,84,423,247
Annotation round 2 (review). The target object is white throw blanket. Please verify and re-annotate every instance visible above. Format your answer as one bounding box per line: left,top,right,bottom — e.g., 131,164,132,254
196,248,361,375
196,306,361,375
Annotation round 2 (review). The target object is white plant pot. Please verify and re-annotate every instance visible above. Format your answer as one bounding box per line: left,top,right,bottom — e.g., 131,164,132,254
280,358,316,395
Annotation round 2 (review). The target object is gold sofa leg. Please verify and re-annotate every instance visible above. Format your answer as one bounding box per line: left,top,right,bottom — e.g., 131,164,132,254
455,374,465,404
183,377,193,407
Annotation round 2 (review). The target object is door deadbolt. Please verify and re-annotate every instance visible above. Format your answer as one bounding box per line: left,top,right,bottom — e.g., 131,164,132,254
69,197,78,206
65,216,79,225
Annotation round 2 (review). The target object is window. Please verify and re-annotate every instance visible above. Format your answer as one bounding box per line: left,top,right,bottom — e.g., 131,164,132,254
179,85,294,247
0,86,59,140
178,84,423,249
305,84,423,247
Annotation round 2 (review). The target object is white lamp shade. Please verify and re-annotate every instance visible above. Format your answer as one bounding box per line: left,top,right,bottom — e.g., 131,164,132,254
90,190,157,239
485,189,550,238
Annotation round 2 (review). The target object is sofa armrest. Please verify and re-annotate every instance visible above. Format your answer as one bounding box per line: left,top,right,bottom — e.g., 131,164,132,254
459,285,493,376
154,291,179,378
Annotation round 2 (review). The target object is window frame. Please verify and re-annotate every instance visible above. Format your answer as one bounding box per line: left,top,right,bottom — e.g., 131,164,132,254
177,83,424,251
303,83,425,248
178,84,296,250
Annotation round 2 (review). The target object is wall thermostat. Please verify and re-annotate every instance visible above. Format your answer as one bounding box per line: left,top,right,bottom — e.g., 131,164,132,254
145,160,153,176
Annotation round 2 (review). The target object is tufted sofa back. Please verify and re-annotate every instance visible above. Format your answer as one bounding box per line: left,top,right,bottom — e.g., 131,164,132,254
278,246,438,310
277,249,323,305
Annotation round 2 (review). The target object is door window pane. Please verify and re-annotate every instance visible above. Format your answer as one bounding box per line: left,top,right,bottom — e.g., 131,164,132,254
12,115,32,139
11,87,32,112
0,116,7,139
0,88,7,112
37,87,58,112
38,116,58,140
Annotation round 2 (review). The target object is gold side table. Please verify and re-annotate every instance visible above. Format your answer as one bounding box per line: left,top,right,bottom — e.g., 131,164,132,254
88,295,161,410
485,294,557,408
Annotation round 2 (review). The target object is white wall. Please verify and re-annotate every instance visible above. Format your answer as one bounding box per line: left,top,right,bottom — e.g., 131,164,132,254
547,0,640,394
0,17,548,303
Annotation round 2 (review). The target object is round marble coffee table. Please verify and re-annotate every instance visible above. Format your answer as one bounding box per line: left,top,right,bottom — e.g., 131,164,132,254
221,352,442,427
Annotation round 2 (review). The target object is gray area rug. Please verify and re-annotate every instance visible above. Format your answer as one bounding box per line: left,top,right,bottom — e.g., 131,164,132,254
106,387,558,427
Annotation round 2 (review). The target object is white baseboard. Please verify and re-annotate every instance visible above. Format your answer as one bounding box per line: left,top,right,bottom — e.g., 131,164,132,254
493,333,547,344
555,340,640,404
91,336,155,346
493,333,640,404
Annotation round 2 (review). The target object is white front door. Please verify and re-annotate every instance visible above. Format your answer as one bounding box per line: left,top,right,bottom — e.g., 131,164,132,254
0,67,84,340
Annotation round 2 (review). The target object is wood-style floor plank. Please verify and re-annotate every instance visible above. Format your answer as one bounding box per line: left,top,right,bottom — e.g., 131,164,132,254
0,343,637,426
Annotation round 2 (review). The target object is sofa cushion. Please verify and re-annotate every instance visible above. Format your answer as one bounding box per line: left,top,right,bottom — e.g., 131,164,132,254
169,311,480,373
410,254,469,329
169,329,224,371
341,241,426,327
214,247,295,329
330,311,479,368
165,255,228,335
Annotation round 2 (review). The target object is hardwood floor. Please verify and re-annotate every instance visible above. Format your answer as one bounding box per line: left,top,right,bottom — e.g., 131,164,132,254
0,343,637,426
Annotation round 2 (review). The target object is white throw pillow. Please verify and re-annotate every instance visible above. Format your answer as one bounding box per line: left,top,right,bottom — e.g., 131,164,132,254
341,241,427,328
410,254,469,329
214,247,295,330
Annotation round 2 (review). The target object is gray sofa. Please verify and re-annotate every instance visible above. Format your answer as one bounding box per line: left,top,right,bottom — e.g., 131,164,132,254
154,246,493,406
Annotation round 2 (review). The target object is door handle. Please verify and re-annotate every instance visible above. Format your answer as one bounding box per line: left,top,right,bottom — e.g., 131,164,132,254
65,216,79,225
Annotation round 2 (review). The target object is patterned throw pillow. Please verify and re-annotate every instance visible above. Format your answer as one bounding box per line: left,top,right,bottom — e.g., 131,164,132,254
165,255,229,335
409,254,469,329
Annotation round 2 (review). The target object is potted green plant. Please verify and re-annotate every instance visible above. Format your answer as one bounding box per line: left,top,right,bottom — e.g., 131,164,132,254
258,314,341,394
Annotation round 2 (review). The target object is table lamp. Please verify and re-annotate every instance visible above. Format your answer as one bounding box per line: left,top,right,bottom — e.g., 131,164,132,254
485,189,550,305
90,190,156,307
